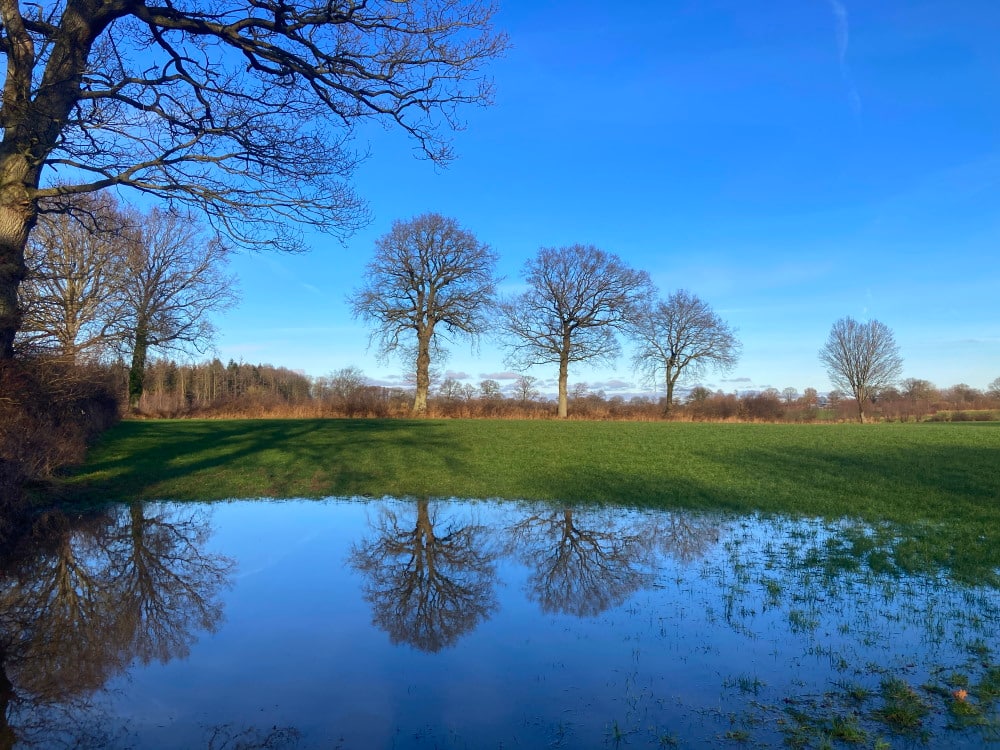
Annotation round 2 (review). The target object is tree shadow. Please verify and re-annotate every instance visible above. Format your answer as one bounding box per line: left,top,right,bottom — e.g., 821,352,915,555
66,419,471,501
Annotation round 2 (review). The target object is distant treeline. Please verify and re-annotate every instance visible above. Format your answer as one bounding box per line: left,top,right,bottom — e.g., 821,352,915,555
129,358,1000,423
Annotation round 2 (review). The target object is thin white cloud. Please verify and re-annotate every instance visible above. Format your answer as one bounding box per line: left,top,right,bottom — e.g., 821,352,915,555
827,0,861,117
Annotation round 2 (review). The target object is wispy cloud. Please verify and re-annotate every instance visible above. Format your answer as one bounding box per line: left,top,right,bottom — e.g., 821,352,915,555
828,0,861,118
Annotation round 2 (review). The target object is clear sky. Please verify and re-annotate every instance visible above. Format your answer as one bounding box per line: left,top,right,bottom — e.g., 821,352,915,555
212,0,1000,399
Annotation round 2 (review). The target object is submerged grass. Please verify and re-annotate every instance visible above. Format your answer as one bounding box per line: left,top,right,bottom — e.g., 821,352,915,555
62,419,1000,581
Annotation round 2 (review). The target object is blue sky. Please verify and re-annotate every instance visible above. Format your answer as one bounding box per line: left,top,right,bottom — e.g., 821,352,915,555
214,0,1000,398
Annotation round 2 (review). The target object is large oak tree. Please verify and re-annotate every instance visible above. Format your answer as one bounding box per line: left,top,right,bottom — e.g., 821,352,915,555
0,0,507,358
819,316,903,423
498,244,651,418
627,289,741,413
351,212,498,415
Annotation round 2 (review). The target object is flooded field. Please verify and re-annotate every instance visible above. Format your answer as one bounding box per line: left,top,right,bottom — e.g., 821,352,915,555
2,498,997,748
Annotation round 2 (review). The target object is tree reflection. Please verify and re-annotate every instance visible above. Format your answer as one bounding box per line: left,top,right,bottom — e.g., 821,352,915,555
349,499,499,652
0,502,233,748
507,507,720,617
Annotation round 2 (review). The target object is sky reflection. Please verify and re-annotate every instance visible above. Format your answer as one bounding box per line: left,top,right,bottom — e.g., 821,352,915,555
0,498,997,748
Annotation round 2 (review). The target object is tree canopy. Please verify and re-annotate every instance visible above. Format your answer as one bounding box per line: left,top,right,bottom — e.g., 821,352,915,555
351,213,498,415
819,317,903,423
498,244,651,418
0,0,507,357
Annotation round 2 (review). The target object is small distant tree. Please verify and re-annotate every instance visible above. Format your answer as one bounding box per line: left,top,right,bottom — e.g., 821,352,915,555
946,383,982,405
351,214,499,416
627,290,740,414
438,377,465,402
499,245,651,418
513,374,540,403
901,378,937,403
317,366,368,414
687,386,712,404
781,387,798,405
818,317,903,423
801,387,819,407
479,379,502,400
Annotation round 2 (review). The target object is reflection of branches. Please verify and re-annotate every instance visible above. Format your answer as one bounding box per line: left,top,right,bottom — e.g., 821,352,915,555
508,508,720,617
349,499,498,652
104,504,231,665
652,512,722,565
0,503,233,747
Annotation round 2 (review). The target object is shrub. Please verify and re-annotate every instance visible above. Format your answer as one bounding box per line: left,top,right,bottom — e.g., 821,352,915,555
0,358,121,545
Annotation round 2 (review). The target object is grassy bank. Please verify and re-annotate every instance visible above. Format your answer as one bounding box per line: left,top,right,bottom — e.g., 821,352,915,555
64,419,1000,582
64,418,996,513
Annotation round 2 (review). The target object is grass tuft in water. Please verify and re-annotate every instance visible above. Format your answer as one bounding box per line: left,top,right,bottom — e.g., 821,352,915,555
872,678,930,733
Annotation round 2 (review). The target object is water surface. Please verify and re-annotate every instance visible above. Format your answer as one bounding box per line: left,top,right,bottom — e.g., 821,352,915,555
1,498,997,748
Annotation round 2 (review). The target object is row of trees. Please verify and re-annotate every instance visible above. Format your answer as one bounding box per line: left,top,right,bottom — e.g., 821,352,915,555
18,201,984,424
353,213,743,419
351,213,941,423
127,355,1000,423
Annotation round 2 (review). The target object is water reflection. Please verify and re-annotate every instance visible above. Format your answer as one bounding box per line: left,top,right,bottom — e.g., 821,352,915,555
0,504,233,748
0,498,996,749
505,507,718,616
348,499,499,652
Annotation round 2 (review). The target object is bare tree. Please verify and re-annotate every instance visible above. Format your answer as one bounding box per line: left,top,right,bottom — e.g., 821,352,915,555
115,207,238,409
626,290,740,414
513,374,540,403
498,245,651,418
819,317,903,423
18,194,125,361
0,0,508,359
988,377,1000,401
351,213,499,415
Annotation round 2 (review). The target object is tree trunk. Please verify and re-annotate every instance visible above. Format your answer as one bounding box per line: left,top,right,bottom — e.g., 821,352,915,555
412,329,432,416
557,349,569,419
0,160,37,359
664,371,676,415
128,323,149,410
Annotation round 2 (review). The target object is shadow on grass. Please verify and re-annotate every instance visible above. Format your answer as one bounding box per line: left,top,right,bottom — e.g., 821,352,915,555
63,419,472,502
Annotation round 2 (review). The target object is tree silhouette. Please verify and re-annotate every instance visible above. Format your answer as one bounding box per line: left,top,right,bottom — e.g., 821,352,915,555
507,508,720,617
349,499,498,652
0,503,233,746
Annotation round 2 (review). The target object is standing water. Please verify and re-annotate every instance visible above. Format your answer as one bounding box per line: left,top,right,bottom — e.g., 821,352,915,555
1,498,997,748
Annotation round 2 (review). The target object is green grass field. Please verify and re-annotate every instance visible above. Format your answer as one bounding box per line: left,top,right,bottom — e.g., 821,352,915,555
63,419,1000,584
